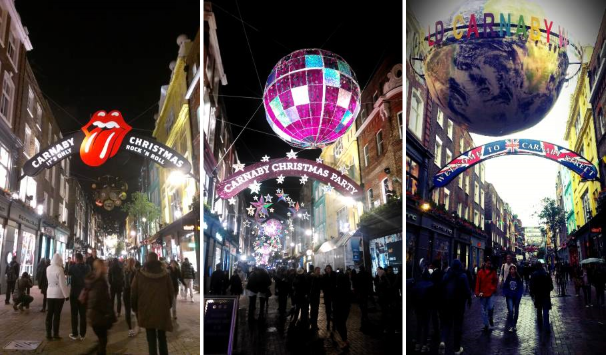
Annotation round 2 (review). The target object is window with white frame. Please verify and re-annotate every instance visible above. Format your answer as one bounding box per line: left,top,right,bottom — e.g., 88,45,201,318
0,74,15,126
397,111,403,139
19,174,37,208
43,192,48,213
408,91,424,139
481,190,485,208
376,130,383,156
445,148,452,165
437,108,444,127
47,122,52,145
381,178,390,203
444,188,451,210
459,137,464,154
7,29,18,66
447,119,453,139
0,8,6,46
334,138,343,159
474,164,479,176
474,210,480,226
363,144,369,167
434,136,442,166
474,182,480,203
23,124,32,158
458,174,463,189
465,175,470,194
36,103,42,129
481,215,485,230
599,110,605,136
367,188,373,210
27,87,35,116
457,203,462,217
575,112,582,138
49,197,54,217
464,206,469,220
34,138,40,155
432,188,439,204
0,145,9,190
480,164,485,182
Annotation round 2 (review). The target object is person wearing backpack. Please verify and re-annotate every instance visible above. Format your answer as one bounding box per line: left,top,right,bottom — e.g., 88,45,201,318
438,259,471,355
5,256,20,305
68,253,91,341
530,261,554,333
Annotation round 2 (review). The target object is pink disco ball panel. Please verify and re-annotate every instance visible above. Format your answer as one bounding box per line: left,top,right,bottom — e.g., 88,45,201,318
263,49,361,149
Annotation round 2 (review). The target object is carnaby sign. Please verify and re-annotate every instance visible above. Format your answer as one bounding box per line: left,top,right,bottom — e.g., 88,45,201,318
22,110,191,177
216,158,363,199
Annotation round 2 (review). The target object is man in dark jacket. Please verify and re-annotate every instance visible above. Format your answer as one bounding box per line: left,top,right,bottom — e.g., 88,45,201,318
322,265,337,330
309,267,322,329
293,268,310,326
438,259,471,355
353,265,373,331
37,258,50,312
5,256,20,305
68,253,91,340
530,261,554,332
108,259,124,317
181,258,196,302
246,267,260,322
333,270,352,350
210,263,228,295
275,268,290,315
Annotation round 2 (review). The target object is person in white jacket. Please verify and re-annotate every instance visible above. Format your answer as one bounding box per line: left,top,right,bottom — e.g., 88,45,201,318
46,253,70,340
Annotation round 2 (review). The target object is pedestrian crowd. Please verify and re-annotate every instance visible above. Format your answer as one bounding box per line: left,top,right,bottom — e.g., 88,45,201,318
5,251,197,355
208,263,402,351
409,254,606,354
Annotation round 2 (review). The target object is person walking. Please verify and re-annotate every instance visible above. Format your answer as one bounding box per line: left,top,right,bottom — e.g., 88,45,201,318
256,268,272,320
276,268,290,315
438,259,472,355
530,261,554,332
428,260,445,344
108,259,124,317
5,256,20,305
412,267,433,352
131,252,174,355
246,267,260,322
322,265,337,331
46,253,70,340
68,253,91,341
123,258,138,337
333,269,352,350
180,258,195,302
309,267,322,330
37,258,49,312
581,266,592,307
593,265,605,307
292,268,310,327
503,264,524,333
499,254,515,285
354,265,373,332
228,269,243,297
475,258,498,331
168,261,183,320
85,259,116,355
13,272,34,311
210,263,227,295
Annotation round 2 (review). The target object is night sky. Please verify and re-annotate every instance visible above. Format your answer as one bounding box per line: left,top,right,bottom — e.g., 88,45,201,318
16,0,199,222
211,0,402,214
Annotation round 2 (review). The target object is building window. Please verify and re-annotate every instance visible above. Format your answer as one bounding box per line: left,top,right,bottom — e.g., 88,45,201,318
457,203,462,217
474,210,480,226
408,91,424,139
23,125,32,158
0,145,9,190
27,87,35,117
35,103,42,129
376,130,383,156
381,178,390,204
434,136,442,166
19,175,37,208
0,74,15,126
465,175,470,195
334,138,343,158
582,190,592,224
7,30,18,66
599,110,605,136
458,175,463,189
337,207,348,233
445,148,452,165
474,182,480,203
363,145,369,167
474,164,479,176
406,156,419,195
447,119,453,139
480,164,485,182
397,111,403,139
444,188,450,210
437,108,444,127
0,8,6,45
367,188,373,210
464,206,469,220
432,188,439,204
481,190,485,208
459,137,464,154
481,215,485,230
575,112,582,138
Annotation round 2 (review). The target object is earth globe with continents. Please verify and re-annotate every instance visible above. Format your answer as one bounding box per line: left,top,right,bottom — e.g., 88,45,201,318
263,49,361,149
423,0,569,136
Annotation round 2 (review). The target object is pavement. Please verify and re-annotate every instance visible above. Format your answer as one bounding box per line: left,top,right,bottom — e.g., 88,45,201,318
0,287,200,354
229,293,403,355
406,277,606,355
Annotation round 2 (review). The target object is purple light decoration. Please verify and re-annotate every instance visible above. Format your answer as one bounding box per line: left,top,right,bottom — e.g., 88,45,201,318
263,49,361,149
263,219,283,238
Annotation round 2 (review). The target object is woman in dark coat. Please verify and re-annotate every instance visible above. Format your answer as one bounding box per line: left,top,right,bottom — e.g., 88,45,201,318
229,272,243,296
168,260,184,320
37,258,49,312
86,259,116,355
333,270,352,350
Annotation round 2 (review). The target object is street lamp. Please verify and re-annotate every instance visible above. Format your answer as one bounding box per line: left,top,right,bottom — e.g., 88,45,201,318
142,217,147,223
305,229,312,236
168,170,186,186
421,202,430,211
130,230,136,237
36,204,43,215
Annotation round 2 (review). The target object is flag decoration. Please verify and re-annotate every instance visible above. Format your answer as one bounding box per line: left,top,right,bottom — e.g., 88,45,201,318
433,139,598,187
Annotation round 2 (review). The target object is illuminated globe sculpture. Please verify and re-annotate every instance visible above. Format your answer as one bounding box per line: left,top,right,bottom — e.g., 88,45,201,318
263,49,361,149
423,0,570,136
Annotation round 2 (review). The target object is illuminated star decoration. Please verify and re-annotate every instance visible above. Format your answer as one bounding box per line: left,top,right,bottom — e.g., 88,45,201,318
234,161,245,172
269,208,274,213
339,165,347,175
276,191,289,203
251,196,273,217
289,225,295,231
301,212,310,220
246,206,255,216
243,220,252,227
261,155,270,162
286,149,298,160
287,212,291,217
248,180,261,194
276,175,285,184
253,196,259,201
301,203,305,207
227,197,236,205
288,200,296,207
264,194,273,202
323,183,334,194
316,157,323,164
299,174,308,185
276,189,282,194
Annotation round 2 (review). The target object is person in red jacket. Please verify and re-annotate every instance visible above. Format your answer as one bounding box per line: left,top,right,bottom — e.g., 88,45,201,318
475,258,498,331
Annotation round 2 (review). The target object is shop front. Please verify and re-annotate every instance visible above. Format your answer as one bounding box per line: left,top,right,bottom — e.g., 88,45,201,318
424,218,454,269
55,227,69,262
40,222,55,261
454,232,471,270
8,202,40,277
0,196,9,294
470,236,486,270
405,209,421,279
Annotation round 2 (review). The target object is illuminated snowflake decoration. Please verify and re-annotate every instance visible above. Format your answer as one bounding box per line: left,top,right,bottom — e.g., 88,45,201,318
276,175,285,184
263,49,361,149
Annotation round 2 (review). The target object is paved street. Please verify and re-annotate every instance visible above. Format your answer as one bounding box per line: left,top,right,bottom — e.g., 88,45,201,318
0,287,200,354
406,278,606,355
230,293,402,355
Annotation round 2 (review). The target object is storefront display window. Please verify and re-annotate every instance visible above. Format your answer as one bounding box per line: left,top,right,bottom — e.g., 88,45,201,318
20,230,36,276
370,233,402,277
180,232,197,269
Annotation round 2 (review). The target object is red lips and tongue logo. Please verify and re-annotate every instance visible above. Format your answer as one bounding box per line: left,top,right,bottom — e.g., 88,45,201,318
80,110,132,167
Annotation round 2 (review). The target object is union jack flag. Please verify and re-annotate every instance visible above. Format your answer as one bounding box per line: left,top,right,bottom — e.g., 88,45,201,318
505,139,519,153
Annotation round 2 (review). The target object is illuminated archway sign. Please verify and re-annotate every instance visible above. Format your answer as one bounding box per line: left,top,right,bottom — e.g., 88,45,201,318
22,110,191,177
433,139,598,188
216,158,362,199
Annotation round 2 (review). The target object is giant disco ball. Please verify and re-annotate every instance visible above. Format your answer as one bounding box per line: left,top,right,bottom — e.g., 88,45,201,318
423,0,569,136
263,49,361,149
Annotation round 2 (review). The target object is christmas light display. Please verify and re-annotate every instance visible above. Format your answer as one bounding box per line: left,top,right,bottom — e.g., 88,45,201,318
263,49,361,149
